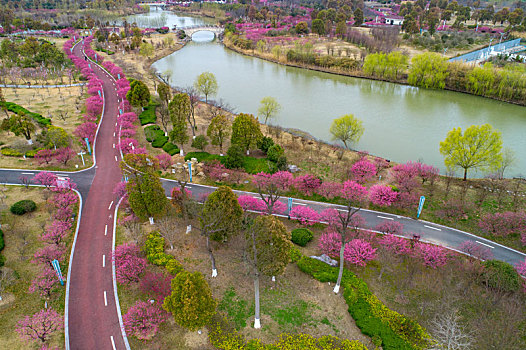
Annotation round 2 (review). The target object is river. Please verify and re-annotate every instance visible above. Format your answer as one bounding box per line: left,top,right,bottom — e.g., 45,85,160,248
135,9,526,176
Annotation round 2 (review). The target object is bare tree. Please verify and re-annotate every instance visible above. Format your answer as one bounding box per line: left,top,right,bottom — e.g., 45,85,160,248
156,215,180,250
123,220,143,244
183,86,200,135
431,310,473,350
0,267,16,301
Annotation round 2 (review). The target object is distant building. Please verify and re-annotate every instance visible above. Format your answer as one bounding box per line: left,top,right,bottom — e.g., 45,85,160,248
385,15,404,25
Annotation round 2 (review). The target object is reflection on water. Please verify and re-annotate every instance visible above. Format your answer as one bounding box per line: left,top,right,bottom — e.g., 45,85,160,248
124,5,211,28
191,31,215,43
153,38,526,176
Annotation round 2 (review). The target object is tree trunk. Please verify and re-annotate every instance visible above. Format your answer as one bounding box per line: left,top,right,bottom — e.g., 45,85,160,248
206,236,217,277
334,237,345,294
463,168,467,181
254,271,261,328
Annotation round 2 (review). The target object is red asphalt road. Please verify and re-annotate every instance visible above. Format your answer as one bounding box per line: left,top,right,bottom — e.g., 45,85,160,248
68,43,126,349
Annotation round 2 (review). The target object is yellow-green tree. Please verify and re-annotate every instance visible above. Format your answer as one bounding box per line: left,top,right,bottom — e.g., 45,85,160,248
257,96,281,124
231,113,263,153
163,271,217,331
126,80,150,109
329,114,364,150
194,71,218,103
408,53,449,89
207,114,230,153
169,93,190,150
439,124,503,180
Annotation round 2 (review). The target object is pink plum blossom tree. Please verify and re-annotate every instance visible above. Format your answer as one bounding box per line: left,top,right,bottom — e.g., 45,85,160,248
343,239,377,267
316,181,343,199
457,241,494,260
156,153,172,171
54,147,75,165
375,220,403,235
252,171,293,214
415,243,449,269
15,308,63,343
123,301,168,340
29,267,58,298
350,158,376,183
289,206,320,226
74,122,97,145
478,211,526,237
369,185,398,206
293,173,322,196
114,243,147,284
378,234,412,256
33,172,57,189
41,220,71,246
32,245,64,266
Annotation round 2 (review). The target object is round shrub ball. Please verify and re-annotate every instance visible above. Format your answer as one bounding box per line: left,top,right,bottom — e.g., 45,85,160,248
10,200,37,215
291,228,314,247
482,260,521,293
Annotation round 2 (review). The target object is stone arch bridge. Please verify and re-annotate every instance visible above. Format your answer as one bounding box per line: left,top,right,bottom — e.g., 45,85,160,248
180,25,224,40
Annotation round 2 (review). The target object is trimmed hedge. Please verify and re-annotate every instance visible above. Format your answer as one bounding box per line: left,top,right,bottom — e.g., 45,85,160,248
144,231,184,275
1,101,51,126
162,142,180,156
185,151,222,163
10,200,37,215
291,228,313,247
138,101,159,125
152,135,168,148
25,148,44,158
482,259,521,293
1,147,23,157
184,151,276,174
144,125,164,142
297,256,430,350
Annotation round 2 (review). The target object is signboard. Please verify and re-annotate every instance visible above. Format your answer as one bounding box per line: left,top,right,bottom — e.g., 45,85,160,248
51,259,64,286
417,196,426,219
287,198,293,218
85,137,92,155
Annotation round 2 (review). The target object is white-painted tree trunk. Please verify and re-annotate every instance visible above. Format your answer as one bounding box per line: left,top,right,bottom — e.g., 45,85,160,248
246,150,250,155
180,149,184,156
186,225,192,234
271,276,275,282
333,284,340,294
149,217,154,225
254,318,261,329
212,268,217,277
27,139,33,145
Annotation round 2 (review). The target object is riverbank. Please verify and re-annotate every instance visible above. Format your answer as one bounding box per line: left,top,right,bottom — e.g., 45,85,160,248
223,36,526,107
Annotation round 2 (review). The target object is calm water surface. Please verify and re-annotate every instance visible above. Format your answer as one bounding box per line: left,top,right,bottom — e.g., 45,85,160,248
148,12,526,176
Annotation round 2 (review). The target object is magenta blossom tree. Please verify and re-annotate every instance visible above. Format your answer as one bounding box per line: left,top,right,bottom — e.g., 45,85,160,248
375,220,403,235
42,220,72,246
119,138,139,154
29,267,58,299
515,259,526,276
289,206,320,226
457,241,494,260
344,239,377,267
74,122,97,145
316,181,343,199
114,243,147,284
32,245,65,266
478,211,526,237
369,185,398,207
54,147,75,165
35,149,55,165
237,195,266,213
293,173,322,196
379,234,412,256
16,308,63,343
139,271,173,302
156,153,172,171
415,243,449,269
52,191,78,210
123,301,168,340
252,171,293,214
33,172,57,189
118,112,138,125
86,95,103,118
350,158,376,184
113,181,128,200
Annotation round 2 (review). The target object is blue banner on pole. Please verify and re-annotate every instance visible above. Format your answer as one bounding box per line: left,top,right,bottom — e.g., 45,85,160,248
119,108,123,115
417,196,426,219
85,137,92,155
52,259,64,286
97,90,101,97
188,162,192,182
287,197,292,217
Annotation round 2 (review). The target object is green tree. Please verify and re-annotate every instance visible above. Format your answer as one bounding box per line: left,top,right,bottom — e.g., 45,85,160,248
246,215,292,328
126,80,150,109
8,113,35,141
439,124,503,180
194,72,218,103
122,154,168,224
257,97,281,125
163,271,217,331
335,21,347,37
231,113,263,154
408,53,449,89
139,42,154,58
295,21,309,34
353,8,364,26
157,83,171,107
169,93,190,153
0,87,8,117
363,53,388,78
329,114,364,150
199,186,243,276
312,18,326,35
206,114,230,154
45,126,70,149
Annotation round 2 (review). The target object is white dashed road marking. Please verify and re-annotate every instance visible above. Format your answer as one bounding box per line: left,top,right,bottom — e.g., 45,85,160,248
377,215,393,220
476,240,495,249
104,291,108,306
424,225,441,231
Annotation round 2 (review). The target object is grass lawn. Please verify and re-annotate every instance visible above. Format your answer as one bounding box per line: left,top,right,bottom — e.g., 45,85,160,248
0,185,78,349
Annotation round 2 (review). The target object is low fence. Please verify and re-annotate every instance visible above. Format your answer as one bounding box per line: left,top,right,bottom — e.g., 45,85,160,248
449,38,522,63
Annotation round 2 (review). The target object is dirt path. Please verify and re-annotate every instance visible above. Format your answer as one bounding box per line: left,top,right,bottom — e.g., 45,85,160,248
66,40,127,350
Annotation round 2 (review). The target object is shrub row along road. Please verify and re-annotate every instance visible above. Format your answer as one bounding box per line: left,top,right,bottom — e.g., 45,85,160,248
0,50,525,350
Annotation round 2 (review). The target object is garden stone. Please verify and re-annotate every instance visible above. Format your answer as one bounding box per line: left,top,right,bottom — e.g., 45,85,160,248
310,254,338,267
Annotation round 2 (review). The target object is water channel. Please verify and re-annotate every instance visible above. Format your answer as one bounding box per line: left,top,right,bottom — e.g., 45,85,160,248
134,8,526,176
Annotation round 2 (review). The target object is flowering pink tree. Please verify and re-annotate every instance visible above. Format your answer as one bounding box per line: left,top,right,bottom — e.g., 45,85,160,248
74,122,97,145
16,308,63,343
415,243,449,269
86,95,103,118
293,173,322,196
32,245,64,266
29,267,58,298
344,239,377,267
54,147,75,165
350,158,376,184
316,181,343,199
33,172,57,189
515,259,526,276
35,149,55,165
379,234,412,256
120,127,136,138
318,230,342,258
113,181,128,200
139,271,173,302
252,171,293,214
156,153,172,171
119,138,139,154
369,185,398,206
52,191,78,210
478,211,526,237
375,220,403,235
118,112,138,125
457,241,493,260
42,220,71,246
123,301,168,340
289,206,320,226
114,243,147,284
391,162,420,194
238,195,266,213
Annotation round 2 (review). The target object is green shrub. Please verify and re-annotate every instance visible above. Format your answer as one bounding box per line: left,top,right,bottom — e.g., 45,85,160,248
289,245,302,263
24,148,44,158
144,125,163,142
482,260,521,293
166,258,184,275
291,228,313,247
1,147,23,157
184,151,222,163
0,229,4,252
1,102,51,126
257,136,274,153
223,145,244,169
138,101,159,125
152,135,169,148
0,254,5,267
162,142,180,156
267,144,284,162
276,155,288,171
10,199,37,215
191,135,209,150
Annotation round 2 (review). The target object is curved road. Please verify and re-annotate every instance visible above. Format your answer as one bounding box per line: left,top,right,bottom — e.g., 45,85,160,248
0,39,525,350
